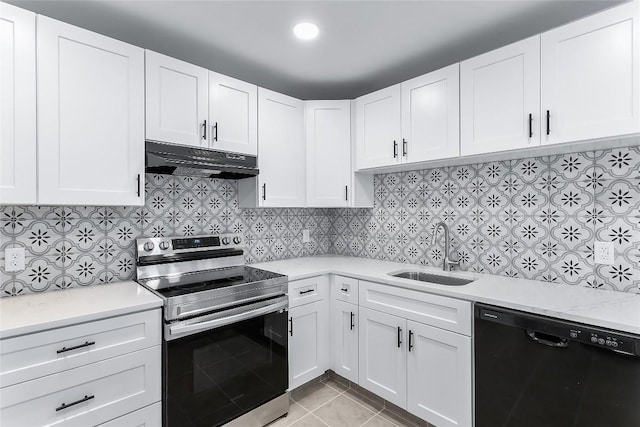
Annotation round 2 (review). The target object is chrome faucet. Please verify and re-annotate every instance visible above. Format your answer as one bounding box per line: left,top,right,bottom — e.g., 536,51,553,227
431,222,460,271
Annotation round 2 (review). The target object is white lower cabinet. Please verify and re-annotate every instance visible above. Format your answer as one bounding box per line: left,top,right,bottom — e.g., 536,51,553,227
0,346,160,427
331,299,358,383
98,402,161,427
0,308,161,427
407,321,472,427
288,299,329,390
358,306,407,408
288,276,473,427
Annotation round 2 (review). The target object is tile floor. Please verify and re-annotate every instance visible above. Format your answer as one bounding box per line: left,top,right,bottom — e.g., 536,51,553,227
267,377,431,427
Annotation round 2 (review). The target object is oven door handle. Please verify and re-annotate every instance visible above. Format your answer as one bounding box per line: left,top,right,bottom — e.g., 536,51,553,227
168,297,289,339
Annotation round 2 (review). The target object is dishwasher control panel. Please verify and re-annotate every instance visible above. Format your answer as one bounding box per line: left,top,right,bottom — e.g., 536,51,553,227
561,327,635,354
476,304,639,356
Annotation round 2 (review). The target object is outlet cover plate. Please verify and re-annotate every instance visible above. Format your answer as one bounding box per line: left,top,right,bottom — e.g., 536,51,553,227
302,229,310,243
594,241,614,265
5,247,26,272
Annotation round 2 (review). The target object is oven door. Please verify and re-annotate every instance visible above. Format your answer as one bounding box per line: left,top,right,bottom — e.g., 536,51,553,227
164,295,289,427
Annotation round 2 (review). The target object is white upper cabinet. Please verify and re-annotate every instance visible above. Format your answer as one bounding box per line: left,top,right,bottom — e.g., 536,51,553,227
0,3,36,205
356,84,402,169
255,88,305,207
208,71,257,155
541,0,640,145
145,50,208,148
401,64,460,162
461,36,541,156
37,16,145,206
306,100,351,207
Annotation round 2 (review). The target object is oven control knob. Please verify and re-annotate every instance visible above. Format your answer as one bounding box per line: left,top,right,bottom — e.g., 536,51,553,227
598,338,605,345
233,236,241,245
590,336,598,343
143,242,155,252
221,237,230,245
612,341,619,348
159,241,170,250
570,331,578,339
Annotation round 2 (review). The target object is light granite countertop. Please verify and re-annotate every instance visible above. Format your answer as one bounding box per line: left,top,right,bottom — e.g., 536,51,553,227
0,281,162,339
1,256,638,339
253,255,640,335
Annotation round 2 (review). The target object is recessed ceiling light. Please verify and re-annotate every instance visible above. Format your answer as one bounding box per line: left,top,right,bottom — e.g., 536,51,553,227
293,22,319,41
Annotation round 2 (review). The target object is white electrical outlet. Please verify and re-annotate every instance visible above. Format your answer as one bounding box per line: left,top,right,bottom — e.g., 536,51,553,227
302,229,310,243
594,241,614,265
5,248,26,272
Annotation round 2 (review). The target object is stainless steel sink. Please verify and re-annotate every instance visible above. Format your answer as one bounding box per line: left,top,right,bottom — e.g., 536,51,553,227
390,270,474,286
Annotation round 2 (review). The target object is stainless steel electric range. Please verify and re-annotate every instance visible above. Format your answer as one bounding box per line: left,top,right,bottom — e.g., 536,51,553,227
135,234,289,427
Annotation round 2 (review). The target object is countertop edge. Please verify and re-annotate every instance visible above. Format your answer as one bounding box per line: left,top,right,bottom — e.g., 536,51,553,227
252,257,640,335
0,281,164,340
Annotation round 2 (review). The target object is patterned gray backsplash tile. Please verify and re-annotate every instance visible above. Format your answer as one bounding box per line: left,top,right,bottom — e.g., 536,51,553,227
1,174,332,296
328,144,640,294
1,144,639,297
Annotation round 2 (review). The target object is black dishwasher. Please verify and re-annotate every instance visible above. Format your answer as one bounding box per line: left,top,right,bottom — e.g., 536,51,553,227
474,303,640,427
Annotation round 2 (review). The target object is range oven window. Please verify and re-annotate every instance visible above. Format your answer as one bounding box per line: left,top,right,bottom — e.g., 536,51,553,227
165,309,288,427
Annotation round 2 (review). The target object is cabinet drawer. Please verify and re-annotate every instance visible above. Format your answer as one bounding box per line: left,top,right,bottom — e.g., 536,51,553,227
98,402,161,427
359,281,471,336
1,309,161,388
1,346,161,427
331,276,359,304
288,276,329,308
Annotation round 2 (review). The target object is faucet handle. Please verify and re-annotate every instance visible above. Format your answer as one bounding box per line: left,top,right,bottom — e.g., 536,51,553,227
445,258,460,271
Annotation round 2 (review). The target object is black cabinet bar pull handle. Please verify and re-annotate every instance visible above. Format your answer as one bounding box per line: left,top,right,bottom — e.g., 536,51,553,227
350,312,355,330
213,122,218,142
136,174,141,197
340,287,348,292
393,140,398,158
299,289,314,295
402,138,407,157
397,326,402,348
408,330,414,352
57,340,95,354
345,185,348,201
56,395,94,412
203,120,207,140
289,317,293,336
546,110,551,136
262,183,266,201
528,113,533,138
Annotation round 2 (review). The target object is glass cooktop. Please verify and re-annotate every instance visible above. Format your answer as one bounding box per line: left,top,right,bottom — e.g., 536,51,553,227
150,266,286,299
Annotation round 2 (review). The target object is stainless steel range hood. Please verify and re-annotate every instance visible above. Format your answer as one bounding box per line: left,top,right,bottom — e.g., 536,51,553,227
145,141,258,179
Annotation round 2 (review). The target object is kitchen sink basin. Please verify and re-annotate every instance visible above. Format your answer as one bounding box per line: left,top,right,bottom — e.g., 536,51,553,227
390,270,474,286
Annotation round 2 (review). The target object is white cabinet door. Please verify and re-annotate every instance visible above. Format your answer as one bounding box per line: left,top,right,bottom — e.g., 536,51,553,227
257,88,305,207
541,1,640,145
306,100,351,207
0,3,36,205
401,64,460,163
289,300,329,389
358,307,407,408
407,321,472,427
209,71,257,155
145,50,208,147
356,84,401,169
460,36,541,156
37,16,144,206
331,300,358,383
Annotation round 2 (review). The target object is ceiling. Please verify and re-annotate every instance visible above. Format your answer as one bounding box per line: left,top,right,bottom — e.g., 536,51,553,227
9,0,625,99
